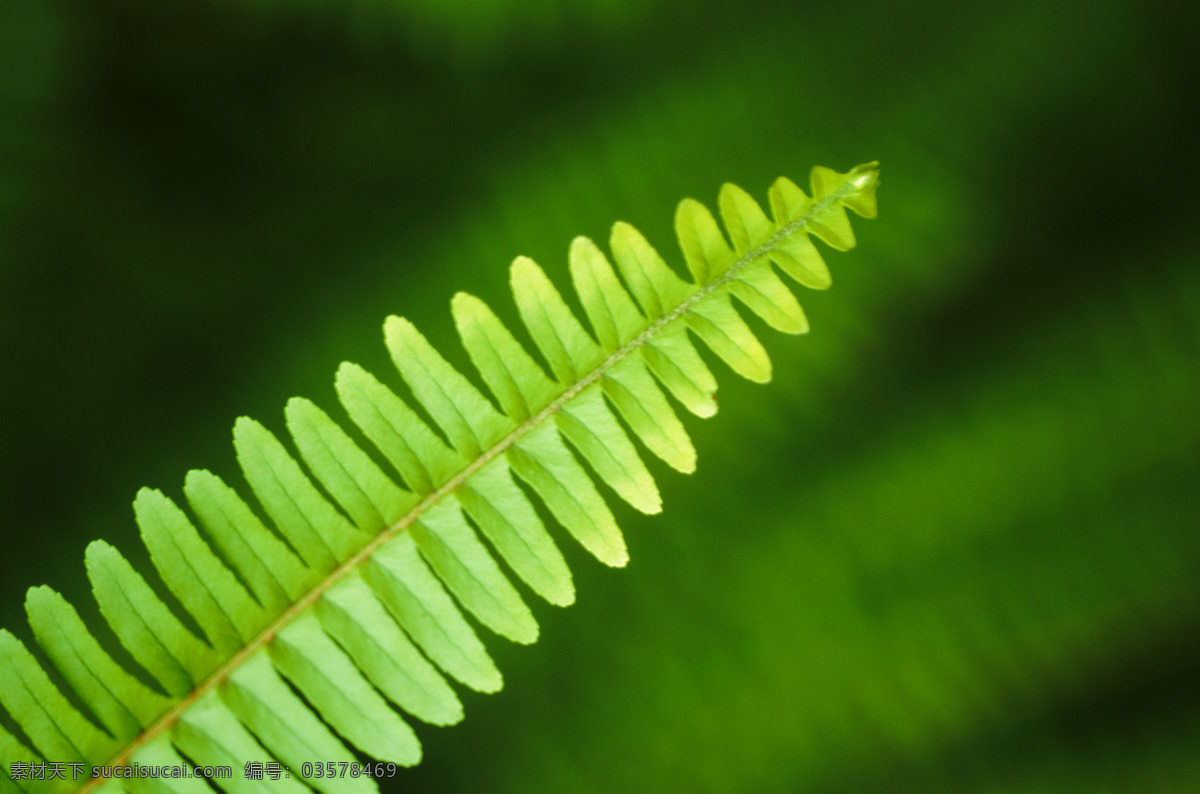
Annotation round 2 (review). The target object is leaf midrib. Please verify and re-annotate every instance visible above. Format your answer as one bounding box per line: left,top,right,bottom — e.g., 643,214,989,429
82,177,859,790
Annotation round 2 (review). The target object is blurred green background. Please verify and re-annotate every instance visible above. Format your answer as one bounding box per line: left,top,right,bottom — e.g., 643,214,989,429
2,0,1198,791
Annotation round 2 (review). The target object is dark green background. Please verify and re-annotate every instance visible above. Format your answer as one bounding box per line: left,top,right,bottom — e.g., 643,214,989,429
2,0,1198,791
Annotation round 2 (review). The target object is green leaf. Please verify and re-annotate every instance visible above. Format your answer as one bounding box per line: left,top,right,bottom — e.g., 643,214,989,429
609,221,696,320
508,421,629,567
601,356,696,472
335,362,465,496
25,587,170,741
454,458,574,607
384,316,510,460
171,690,307,794
84,541,218,697
364,533,502,693
511,256,604,384
639,325,718,419
453,288,661,515
0,713,77,794
184,470,315,610
686,291,772,383
268,612,420,766
718,182,778,255
315,573,462,726
832,162,881,219
451,292,560,423
219,652,372,794
768,229,832,291
134,489,268,655
767,175,815,229
123,734,215,794
553,385,661,514
675,197,736,286
233,417,367,571
0,163,879,793
409,500,538,645
727,259,808,335
569,236,647,352
0,630,117,765
285,397,417,532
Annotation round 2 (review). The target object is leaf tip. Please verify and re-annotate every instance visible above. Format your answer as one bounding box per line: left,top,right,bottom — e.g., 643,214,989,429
23,584,56,612
548,583,577,608
83,538,116,565
602,544,630,568
510,255,544,286
450,290,479,312
183,468,214,489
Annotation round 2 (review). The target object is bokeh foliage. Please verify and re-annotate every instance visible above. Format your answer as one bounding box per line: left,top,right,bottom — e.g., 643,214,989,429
1,0,1197,791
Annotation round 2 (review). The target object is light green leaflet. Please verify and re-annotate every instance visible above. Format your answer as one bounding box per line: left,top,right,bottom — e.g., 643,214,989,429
0,162,879,793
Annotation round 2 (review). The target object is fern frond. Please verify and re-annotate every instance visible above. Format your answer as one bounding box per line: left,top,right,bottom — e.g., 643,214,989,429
0,161,879,793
